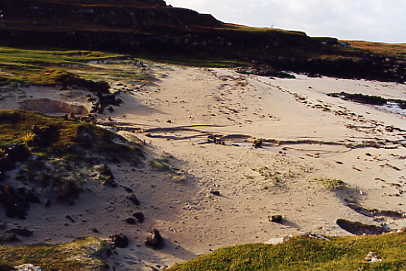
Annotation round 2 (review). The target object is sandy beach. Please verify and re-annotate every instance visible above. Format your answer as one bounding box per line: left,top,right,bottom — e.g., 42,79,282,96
1,64,405,270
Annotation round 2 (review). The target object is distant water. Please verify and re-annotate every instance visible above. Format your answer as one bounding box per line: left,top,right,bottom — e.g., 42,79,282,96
378,102,406,116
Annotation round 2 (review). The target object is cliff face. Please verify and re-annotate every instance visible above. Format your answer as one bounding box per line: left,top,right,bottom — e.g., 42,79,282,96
0,0,405,82
0,0,221,30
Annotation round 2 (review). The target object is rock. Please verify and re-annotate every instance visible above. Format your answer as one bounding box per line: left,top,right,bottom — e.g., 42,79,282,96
111,234,129,248
127,194,140,205
210,190,221,196
365,252,382,262
6,228,33,237
145,229,165,249
253,138,263,148
265,235,292,245
124,218,136,225
15,264,42,271
270,215,283,223
133,212,145,223
0,233,19,244
336,219,389,235
91,228,100,233
65,215,75,223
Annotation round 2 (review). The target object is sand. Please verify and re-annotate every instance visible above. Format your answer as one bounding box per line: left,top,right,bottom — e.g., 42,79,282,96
0,64,405,270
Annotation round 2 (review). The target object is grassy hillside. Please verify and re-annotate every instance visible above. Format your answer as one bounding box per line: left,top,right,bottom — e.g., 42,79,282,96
168,232,406,271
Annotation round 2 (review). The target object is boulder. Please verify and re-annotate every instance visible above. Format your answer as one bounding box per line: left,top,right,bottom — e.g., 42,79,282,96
133,212,145,223
145,229,164,249
111,233,129,248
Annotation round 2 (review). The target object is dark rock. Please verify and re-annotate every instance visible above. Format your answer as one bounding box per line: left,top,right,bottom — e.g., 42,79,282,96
271,215,283,223
91,228,100,233
336,219,389,235
65,215,75,223
210,190,221,196
133,212,145,223
124,218,136,225
5,228,33,237
127,194,140,206
253,138,263,148
145,229,164,249
111,233,129,248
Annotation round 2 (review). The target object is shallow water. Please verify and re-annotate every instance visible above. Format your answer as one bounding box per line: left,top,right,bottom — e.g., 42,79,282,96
378,103,406,116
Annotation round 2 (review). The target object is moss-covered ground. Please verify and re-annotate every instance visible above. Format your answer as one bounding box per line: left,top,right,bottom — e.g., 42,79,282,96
168,232,406,271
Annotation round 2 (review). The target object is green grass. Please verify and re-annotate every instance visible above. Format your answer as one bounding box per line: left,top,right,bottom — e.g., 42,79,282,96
0,46,144,85
0,237,111,271
313,178,347,191
0,110,143,161
168,232,406,271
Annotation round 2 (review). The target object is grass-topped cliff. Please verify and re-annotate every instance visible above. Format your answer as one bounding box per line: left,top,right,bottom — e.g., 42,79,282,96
0,0,405,82
168,232,406,271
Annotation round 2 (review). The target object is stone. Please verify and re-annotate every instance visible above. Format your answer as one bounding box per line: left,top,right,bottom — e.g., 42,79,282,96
145,229,164,249
111,234,129,248
253,138,263,148
265,235,292,245
210,190,221,196
133,212,145,223
125,218,136,225
271,215,283,223
127,194,140,205
365,252,382,262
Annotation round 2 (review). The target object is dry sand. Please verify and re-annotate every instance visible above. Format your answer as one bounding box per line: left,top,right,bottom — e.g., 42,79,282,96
0,64,405,270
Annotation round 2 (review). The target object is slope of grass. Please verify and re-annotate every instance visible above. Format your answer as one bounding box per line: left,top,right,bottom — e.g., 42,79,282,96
0,110,142,161
168,232,406,271
0,237,111,271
